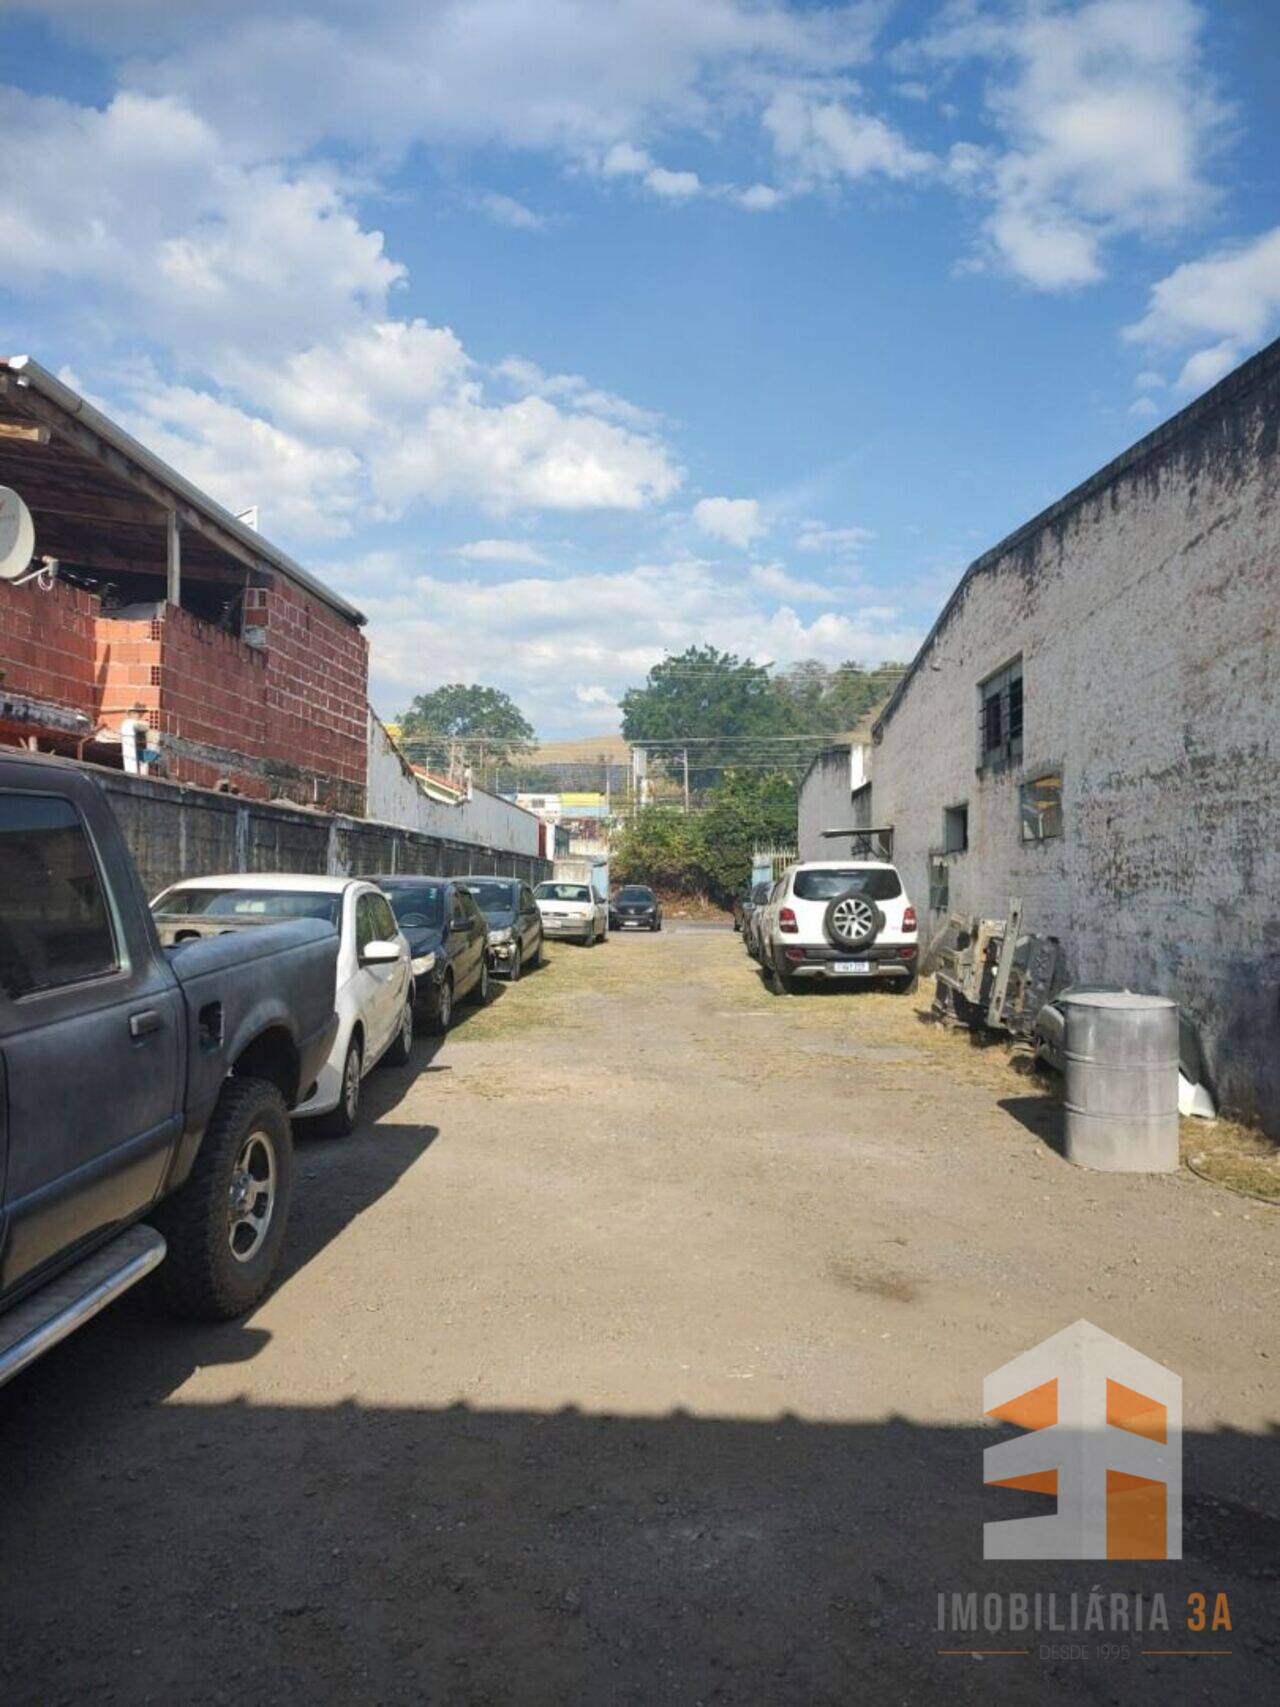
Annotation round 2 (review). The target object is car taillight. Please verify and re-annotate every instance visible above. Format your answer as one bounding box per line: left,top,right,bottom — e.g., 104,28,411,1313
779,907,798,934
902,906,917,933
898,946,916,960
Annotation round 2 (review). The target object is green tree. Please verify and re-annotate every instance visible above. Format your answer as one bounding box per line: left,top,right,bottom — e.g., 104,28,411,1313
399,684,535,773
695,769,798,901
620,645,801,789
611,807,704,895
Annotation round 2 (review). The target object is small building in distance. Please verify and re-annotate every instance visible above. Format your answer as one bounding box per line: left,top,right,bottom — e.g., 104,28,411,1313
0,356,368,813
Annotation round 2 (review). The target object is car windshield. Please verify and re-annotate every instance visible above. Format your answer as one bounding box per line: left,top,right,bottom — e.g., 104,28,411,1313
616,887,653,902
460,880,517,913
792,867,903,902
381,885,446,929
536,883,591,902
154,887,342,925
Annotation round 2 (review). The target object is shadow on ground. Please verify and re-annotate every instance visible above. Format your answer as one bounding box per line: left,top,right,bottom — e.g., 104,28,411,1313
0,1386,1274,1704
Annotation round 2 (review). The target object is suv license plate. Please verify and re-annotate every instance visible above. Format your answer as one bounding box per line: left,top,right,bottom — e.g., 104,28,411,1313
833,960,872,974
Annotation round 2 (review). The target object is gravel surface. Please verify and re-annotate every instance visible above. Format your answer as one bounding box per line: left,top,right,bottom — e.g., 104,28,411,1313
2,929,1275,1703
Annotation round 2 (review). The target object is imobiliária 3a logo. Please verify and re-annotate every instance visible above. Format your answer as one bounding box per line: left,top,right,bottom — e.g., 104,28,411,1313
983,1320,1182,1562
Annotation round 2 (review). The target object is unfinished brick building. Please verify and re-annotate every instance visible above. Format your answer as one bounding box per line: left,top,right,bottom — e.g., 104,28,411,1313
0,357,367,813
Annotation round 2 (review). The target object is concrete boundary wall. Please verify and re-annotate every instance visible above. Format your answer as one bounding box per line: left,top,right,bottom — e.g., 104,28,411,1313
90,764,550,901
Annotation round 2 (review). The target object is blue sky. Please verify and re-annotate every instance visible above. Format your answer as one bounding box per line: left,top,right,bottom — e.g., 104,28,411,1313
2,1,1277,737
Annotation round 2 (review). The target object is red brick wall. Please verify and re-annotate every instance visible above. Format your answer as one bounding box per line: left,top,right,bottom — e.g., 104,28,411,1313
3,572,367,812
95,607,272,798
0,577,99,717
248,579,368,807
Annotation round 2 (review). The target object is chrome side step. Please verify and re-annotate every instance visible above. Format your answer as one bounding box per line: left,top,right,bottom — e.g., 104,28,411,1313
0,1224,167,1388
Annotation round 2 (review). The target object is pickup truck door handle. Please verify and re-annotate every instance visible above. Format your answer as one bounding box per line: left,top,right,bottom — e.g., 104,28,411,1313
128,1009,163,1040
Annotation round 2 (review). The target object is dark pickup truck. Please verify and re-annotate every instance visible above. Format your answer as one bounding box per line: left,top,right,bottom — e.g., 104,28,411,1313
0,753,339,1385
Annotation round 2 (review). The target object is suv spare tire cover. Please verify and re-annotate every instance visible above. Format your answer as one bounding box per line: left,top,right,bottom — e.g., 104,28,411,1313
823,889,883,950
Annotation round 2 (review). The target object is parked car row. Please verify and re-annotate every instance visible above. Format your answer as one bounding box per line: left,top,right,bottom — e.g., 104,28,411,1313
2,751,667,1386
740,859,919,996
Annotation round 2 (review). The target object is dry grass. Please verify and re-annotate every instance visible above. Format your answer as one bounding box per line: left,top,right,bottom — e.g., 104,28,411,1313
1183,1117,1280,1203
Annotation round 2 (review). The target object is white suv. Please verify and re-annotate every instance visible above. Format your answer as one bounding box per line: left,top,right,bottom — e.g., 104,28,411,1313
754,860,919,995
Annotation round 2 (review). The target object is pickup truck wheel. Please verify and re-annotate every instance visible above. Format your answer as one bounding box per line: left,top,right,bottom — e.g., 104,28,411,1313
153,1076,293,1321
382,997,414,1067
769,959,794,996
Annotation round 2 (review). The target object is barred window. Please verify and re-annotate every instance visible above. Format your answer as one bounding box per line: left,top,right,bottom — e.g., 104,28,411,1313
979,660,1023,768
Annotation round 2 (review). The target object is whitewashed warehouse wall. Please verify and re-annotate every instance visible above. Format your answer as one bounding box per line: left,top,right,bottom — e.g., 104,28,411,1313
864,340,1280,1133
365,713,541,858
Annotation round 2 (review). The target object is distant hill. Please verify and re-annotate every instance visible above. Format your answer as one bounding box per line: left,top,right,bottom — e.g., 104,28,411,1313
521,732,631,766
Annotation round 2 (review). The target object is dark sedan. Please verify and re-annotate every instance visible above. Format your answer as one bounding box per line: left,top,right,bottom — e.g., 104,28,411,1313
366,875,489,1032
459,875,544,980
609,885,662,931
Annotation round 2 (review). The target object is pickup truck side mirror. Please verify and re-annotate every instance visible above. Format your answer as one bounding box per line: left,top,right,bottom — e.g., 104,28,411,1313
361,939,401,965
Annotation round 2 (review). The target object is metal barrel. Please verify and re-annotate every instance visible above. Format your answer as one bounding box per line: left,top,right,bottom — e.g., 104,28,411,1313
1062,991,1180,1172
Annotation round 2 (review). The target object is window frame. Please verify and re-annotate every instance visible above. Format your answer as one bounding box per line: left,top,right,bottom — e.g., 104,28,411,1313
1020,771,1065,843
978,657,1024,769
0,789,124,1002
943,803,969,855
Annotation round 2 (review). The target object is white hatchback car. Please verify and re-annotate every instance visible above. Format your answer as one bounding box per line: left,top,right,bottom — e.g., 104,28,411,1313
533,880,609,945
754,860,919,995
151,874,414,1134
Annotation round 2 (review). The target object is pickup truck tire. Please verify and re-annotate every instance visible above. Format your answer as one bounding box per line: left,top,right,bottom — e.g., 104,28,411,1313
381,997,414,1067
769,958,794,996
153,1076,293,1321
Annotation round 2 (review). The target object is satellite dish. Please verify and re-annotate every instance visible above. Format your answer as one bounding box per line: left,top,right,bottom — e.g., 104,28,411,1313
0,485,36,582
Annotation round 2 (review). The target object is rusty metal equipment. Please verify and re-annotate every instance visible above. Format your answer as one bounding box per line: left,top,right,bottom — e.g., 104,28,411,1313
931,896,1064,1040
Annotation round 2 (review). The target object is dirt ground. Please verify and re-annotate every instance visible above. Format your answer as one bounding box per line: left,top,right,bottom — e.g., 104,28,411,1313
1,926,1276,1705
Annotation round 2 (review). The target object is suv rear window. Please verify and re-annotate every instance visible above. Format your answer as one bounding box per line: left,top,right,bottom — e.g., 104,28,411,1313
793,867,902,902
0,794,118,998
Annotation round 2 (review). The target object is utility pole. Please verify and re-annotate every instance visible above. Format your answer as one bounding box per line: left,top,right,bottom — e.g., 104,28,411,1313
682,747,690,814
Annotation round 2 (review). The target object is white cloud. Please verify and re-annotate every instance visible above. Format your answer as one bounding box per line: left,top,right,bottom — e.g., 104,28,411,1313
763,89,935,187
1128,395,1161,419
109,1,882,162
477,192,546,229
911,0,1223,289
692,496,765,549
749,562,844,602
644,165,702,200
0,89,403,359
0,84,681,532
1124,226,1280,390
111,371,363,542
451,539,554,566
344,554,924,735
795,522,875,554
736,182,784,211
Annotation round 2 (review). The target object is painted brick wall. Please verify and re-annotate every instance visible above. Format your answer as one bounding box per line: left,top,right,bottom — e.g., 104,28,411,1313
863,344,1280,1133
0,576,99,717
